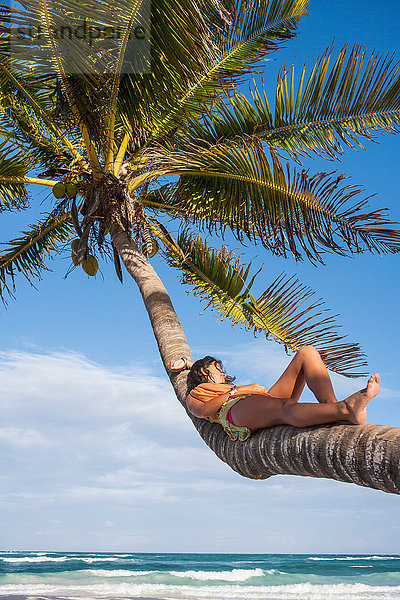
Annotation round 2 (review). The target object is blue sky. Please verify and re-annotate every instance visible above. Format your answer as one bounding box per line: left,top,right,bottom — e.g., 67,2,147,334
1,0,400,553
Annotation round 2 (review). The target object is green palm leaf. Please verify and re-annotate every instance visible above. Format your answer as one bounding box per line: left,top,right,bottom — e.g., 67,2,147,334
0,210,74,301
143,181,270,254
0,142,30,210
116,0,234,138
146,140,400,262
0,88,72,171
162,231,368,377
142,182,187,215
139,0,308,151
0,24,94,170
110,0,232,159
1,0,230,163
178,45,400,160
0,65,89,170
1,0,132,159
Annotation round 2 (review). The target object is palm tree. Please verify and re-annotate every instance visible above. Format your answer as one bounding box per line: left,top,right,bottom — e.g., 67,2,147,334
1,0,400,494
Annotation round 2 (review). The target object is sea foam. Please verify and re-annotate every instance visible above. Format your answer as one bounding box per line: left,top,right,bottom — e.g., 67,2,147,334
1,555,121,563
0,581,400,599
309,556,400,561
83,569,151,577
168,568,265,581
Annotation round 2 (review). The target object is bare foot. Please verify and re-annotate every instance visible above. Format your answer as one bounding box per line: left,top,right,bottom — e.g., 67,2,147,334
342,373,380,424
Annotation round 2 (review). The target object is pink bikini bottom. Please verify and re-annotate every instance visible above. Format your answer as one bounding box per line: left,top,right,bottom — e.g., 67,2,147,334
226,408,234,424
206,396,251,442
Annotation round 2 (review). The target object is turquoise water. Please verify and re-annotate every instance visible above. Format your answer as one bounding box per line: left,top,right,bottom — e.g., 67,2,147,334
1,551,400,598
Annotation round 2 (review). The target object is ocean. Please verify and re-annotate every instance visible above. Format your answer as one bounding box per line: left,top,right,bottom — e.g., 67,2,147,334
1,551,400,599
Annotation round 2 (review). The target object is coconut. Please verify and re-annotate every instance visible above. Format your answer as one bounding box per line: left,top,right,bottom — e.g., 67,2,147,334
82,255,99,276
65,183,77,198
71,239,80,266
52,182,66,199
146,239,159,258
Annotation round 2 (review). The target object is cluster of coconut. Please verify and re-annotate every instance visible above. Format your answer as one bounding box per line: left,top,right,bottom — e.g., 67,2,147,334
52,182,78,199
53,182,99,277
70,239,99,276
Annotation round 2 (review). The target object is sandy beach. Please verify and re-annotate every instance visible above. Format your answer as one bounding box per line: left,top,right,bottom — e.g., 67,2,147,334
0,597,164,600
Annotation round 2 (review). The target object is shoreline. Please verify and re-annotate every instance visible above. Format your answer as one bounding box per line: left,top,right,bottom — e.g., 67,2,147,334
0,597,166,600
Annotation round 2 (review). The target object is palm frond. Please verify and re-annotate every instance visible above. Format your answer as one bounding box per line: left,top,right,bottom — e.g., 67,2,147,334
105,0,148,169
0,86,72,171
0,18,98,170
105,0,211,171
0,141,30,210
0,210,74,301
139,0,308,151
145,140,400,263
162,231,368,377
178,45,400,160
0,46,90,171
272,45,400,157
1,0,230,166
116,0,233,138
142,181,274,258
142,182,185,214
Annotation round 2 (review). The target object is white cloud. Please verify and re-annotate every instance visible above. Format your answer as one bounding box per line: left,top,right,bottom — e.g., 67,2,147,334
0,426,49,447
0,349,190,430
103,520,113,527
0,347,398,553
0,349,229,502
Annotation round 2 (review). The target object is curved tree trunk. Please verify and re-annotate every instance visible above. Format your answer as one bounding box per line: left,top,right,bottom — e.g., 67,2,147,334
111,223,400,496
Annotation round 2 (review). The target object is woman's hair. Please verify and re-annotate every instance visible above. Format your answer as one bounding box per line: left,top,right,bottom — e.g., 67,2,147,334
186,355,235,394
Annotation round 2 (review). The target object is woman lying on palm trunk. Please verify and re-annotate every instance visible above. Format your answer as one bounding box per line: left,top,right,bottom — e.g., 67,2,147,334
169,346,380,442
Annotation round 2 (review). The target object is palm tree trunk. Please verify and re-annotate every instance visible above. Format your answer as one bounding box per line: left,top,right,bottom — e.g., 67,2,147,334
111,222,400,496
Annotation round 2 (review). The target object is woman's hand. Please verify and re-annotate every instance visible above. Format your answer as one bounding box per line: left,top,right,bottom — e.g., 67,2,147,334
169,357,193,372
169,358,187,371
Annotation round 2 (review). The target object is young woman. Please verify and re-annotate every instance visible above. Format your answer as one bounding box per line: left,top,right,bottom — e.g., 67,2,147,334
169,347,380,442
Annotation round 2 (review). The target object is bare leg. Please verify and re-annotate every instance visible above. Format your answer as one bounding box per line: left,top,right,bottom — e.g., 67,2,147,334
230,374,380,430
267,345,338,403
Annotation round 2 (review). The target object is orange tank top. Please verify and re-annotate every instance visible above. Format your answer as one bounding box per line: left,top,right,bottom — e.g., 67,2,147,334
187,382,234,404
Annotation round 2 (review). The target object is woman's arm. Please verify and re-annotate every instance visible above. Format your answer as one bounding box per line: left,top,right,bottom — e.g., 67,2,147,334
234,384,270,396
187,391,232,418
187,383,270,418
